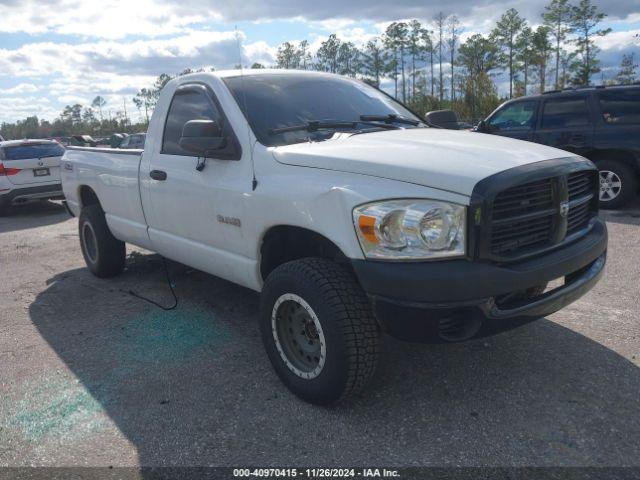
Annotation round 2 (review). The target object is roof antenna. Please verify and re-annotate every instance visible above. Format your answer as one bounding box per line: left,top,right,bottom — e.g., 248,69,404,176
235,26,258,191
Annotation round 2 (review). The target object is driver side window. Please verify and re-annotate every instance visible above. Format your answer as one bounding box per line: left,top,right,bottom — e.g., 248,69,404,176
162,87,222,156
489,101,537,132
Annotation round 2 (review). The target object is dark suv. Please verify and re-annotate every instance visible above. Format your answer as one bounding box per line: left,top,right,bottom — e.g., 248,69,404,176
477,85,640,208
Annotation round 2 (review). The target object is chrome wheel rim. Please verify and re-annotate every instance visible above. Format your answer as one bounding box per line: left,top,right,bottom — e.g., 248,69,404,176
599,170,622,202
82,222,98,264
271,293,326,379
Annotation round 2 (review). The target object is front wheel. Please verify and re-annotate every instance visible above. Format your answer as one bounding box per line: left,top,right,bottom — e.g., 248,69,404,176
79,204,126,278
260,258,380,405
597,160,638,209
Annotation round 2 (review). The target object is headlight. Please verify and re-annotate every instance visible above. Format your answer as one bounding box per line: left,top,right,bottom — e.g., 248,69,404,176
353,199,466,260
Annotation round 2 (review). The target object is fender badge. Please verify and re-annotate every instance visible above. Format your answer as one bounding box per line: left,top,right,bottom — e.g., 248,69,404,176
217,215,241,227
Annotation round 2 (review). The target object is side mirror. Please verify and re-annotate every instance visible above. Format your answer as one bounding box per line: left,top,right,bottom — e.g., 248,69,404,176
425,110,460,130
179,119,227,156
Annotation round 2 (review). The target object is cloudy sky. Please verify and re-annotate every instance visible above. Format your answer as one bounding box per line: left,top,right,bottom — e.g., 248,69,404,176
1,0,639,123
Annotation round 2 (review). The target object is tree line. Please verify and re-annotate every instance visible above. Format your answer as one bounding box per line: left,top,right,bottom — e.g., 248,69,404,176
2,0,638,141
269,0,628,120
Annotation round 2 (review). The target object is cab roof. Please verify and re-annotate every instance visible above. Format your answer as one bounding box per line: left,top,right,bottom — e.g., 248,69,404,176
181,69,338,80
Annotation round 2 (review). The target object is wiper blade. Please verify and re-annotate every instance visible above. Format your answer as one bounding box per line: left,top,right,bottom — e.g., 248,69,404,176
269,120,398,135
360,114,421,126
269,121,356,135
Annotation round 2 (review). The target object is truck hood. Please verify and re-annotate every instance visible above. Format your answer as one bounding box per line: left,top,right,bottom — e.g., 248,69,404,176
272,128,574,196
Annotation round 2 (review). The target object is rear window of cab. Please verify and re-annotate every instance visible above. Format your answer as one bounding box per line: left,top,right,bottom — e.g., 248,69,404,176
2,143,65,161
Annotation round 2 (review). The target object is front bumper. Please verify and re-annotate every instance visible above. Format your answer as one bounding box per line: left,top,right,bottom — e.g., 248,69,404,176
0,183,64,208
351,218,607,343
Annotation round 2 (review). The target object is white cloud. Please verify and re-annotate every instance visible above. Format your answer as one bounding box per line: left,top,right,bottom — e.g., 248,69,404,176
162,0,638,30
595,29,640,51
309,18,358,32
1,0,637,40
334,27,378,48
0,0,213,39
617,12,640,24
0,83,39,95
0,28,278,121
0,95,57,123
0,30,270,78
243,41,278,66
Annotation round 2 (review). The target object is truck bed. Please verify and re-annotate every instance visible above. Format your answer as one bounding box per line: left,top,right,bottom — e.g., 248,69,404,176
62,146,151,249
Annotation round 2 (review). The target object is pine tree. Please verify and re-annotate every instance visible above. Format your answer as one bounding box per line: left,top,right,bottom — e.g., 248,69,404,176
458,35,500,119
569,0,611,86
492,8,526,99
363,39,387,87
298,40,311,70
435,12,446,102
91,96,106,124
408,20,425,102
384,22,409,101
447,15,460,101
316,34,341,73
276,42,298,69
616,53,638,85
543,0,573,89
458,34,499,76
421,28,435,98
532,26,553,93
516,26,536,96
337,42,360,77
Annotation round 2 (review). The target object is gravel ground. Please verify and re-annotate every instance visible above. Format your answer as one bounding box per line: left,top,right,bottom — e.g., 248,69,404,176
0,200,639,467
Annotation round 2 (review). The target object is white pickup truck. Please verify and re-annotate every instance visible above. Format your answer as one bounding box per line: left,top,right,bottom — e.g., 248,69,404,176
62,70,607,404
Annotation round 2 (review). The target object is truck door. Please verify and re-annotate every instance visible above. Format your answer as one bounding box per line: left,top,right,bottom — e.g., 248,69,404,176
143,83,250,283
484,99,537,141
534,95,594,157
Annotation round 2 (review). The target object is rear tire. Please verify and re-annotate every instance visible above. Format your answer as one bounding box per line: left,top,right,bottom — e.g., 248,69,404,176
79,204,125,278
260,258,380,405
597,160,638,209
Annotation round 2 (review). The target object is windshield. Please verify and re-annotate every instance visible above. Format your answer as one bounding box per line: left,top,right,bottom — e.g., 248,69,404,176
223,73,422,146
3,143,65,160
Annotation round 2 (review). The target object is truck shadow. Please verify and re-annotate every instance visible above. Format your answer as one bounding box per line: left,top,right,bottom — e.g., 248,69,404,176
600,209,640,226
25,252,640,467
0,201,68,233
599,198,640,226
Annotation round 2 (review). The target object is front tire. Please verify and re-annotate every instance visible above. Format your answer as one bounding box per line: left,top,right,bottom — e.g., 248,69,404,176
597,160,638,209
260,258,380,405
79,204,125,278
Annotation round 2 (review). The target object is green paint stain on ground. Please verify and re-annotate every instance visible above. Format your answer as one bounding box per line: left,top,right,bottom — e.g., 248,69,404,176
117,306,232,364
9,379,105,442
7,306,229,442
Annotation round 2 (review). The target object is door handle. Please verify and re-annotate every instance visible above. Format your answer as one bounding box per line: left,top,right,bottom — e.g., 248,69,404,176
150,170,167,181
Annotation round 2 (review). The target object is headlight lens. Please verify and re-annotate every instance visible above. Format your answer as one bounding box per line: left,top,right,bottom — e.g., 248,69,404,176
354,200,466,260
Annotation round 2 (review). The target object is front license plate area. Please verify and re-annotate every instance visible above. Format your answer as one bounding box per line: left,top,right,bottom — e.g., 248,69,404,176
33,168,50,177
